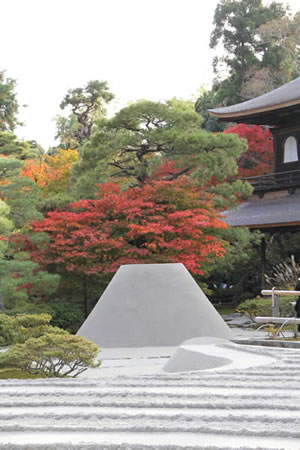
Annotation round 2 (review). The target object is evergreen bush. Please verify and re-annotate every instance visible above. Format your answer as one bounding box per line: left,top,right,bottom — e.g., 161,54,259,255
49,301,84,333
0,333,100,377
237,297,295,322
0,315,15,346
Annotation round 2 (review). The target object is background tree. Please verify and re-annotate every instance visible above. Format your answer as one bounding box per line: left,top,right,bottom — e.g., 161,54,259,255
0,70,20,132
206,226,262,305
0,190,59,312
0,133,59,311
209,0,287,106
0,132,42,228
22,148,78,195
60,80,114,144
0,200,14,311
71,98,251,206
195,0,291,121
0,132,39,160
241,12,300,99
195,89,226,132
54,114,80,150
21,148,79,213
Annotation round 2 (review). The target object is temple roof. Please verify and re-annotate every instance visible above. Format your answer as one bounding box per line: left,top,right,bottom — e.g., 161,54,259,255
209,77,300,125
223,191,300,229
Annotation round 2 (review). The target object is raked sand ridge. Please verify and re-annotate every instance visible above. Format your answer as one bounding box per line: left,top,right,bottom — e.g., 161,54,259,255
1,340,300,449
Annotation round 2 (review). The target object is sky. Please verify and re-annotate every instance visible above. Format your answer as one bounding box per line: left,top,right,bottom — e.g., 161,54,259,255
1,0,299,149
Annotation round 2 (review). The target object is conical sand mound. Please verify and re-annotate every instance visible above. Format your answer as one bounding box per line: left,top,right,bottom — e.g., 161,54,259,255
77,263,233,347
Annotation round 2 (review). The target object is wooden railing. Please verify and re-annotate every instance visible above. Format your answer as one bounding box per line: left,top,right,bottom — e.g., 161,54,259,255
255,289,300,337
242,169,300,192
261,288,299,317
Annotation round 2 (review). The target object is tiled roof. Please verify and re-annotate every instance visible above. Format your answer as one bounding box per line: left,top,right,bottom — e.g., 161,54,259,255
209,77,300,121
223,191,300,228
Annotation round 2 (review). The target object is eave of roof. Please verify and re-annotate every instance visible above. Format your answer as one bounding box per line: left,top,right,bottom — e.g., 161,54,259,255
209,77,300,122
222,191,300,229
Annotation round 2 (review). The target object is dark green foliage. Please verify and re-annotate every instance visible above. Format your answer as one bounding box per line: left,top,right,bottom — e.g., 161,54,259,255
0,137,59,311
1,177,42,227
206,227,263,304
195,89,226,131
0,314,14,345
210,0,287,105
0,134,42,227
49,301,85,333
0,132,40,160
0,253,60,310
0,155,23,179
204,0,290,107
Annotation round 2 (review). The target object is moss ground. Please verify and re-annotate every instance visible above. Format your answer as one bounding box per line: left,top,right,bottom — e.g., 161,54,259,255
215,304,236,315
0,368,42,379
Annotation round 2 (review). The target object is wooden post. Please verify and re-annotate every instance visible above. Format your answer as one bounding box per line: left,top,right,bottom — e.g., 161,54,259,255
271,287,280,317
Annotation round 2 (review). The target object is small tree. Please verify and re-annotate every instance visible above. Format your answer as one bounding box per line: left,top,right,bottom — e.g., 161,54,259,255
0,332,100,377
0,71,20,132
60,80,114,143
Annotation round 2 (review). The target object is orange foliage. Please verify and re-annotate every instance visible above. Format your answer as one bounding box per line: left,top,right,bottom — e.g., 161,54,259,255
21,149,78,195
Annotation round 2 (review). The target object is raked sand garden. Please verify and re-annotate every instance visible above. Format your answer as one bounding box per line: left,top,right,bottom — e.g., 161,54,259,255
1,326,300,450
1,264,300,449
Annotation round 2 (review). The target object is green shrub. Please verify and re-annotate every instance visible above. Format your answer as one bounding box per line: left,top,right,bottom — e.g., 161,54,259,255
4,302,53,316
0,333,101,377
4,300,84,333
49,301,84,333
236,299,260,322
278,296,297,317
237,297,295,322
0,315,15,346
0,313,67,346
12,313,67,344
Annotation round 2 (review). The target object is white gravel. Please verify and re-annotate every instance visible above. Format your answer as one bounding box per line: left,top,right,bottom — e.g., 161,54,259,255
1,327,300,449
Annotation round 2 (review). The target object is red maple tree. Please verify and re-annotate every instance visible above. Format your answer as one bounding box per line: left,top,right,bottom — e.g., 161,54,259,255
27,180,228,314
29,179,227,274
224,124,273,177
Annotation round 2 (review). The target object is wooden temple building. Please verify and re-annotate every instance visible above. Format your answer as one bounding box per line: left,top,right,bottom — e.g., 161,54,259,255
209,76,300,285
